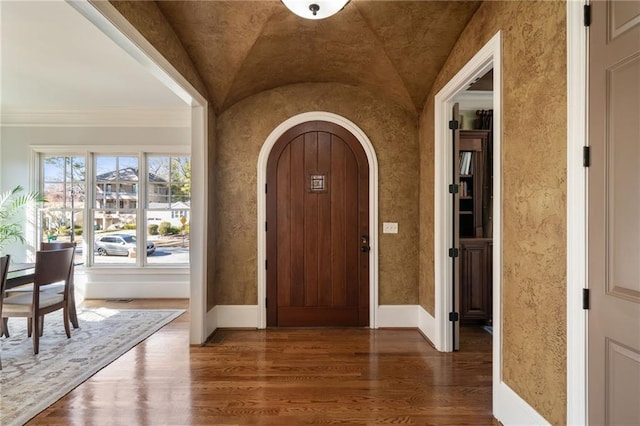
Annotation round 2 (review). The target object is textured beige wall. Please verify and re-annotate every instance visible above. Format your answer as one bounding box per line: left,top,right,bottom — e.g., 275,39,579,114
215,82,419,306
111,2,568,421
418,110,435,314
419,1,567,424
110,1,209,98
206,108,217,310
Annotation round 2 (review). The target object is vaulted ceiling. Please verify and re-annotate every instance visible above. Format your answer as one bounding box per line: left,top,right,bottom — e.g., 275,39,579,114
155,1,482,114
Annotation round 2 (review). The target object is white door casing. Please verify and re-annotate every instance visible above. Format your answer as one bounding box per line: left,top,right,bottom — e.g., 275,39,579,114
68,0,209,344
566,0,588,423
257,112,379,329
434,30,511,421
434,33,501,352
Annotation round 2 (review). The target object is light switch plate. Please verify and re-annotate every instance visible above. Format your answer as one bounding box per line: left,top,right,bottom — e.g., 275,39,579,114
382,222,398,234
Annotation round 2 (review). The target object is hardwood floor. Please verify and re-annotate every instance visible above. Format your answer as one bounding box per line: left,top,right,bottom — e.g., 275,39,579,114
30,299,497,425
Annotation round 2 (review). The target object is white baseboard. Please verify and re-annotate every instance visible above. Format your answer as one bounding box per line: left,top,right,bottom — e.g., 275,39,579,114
215,305,259,328
376,305,419,328
206,306,218,335
417,306,437,346
84,281,189,299
211,304,424,329
495,381,550,426
79,268,190,299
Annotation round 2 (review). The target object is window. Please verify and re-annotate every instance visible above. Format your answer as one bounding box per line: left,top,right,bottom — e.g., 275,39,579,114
93,155,139,265
38,151,190,268
146,156,191,265
39,156,85,262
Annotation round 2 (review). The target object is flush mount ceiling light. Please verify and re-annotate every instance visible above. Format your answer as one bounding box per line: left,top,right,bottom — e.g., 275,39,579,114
282,0,350,20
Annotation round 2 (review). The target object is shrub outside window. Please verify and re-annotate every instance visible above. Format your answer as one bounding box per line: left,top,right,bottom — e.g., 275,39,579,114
146,156,190,265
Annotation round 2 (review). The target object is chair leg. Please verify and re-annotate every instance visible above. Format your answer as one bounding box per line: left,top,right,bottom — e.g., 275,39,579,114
32,316,40,355
68,291,79,329
1,317,9,338
63,308,71,338
39,316,44,337
27,317,32,337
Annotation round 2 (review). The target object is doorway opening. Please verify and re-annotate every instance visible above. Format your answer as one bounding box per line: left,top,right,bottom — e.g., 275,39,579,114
265,121,370,327
433,31,501,415
452,72,494,349
257,112,379,329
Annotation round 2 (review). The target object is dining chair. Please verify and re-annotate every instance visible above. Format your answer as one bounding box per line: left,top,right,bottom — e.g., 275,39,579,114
1,248,75,354
41,241,79,329
0,254,10,370
4,242,79,330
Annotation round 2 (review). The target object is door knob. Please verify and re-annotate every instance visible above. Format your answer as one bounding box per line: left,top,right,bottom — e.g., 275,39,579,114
361,235,370,253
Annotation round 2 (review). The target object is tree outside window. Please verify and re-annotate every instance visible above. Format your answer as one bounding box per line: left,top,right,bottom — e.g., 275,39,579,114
146,156,191,265
40,156,85,261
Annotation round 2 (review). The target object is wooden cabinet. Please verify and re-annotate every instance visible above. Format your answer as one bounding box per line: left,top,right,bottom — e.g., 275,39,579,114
460,238,492,324
458,130,491,238
458,130,492,324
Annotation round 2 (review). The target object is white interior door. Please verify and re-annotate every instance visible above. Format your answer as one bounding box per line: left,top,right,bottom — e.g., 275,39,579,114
588,1,640,424
452,102,461,351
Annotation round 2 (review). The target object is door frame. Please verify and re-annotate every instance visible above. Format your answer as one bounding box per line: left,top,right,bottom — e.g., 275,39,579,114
566,1,588,424
256,111,379,329
73,0,209,345
433,29,502,407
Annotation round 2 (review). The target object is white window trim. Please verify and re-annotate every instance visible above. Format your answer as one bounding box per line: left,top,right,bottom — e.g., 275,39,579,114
32,146,191,269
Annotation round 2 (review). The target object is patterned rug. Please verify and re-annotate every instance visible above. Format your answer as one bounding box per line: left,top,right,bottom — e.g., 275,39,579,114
0,308,184,426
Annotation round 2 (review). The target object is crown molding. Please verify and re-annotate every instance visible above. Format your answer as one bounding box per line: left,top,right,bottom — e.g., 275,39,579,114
454,90,493,110
0,107,190,127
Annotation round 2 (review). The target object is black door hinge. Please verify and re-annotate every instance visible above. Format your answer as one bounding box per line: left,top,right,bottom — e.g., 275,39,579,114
449,120,459,130
583,146,590,167
584,4,591,27
265,221,268,232
448,248,459,258
265,183,268,193
265,298,268,309
449,312,459,322
449,184,459,194
583,288,590,310
265,259,268,270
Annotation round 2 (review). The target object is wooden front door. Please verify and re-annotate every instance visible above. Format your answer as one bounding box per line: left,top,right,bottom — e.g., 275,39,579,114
266,121,369,327
588,1,640,424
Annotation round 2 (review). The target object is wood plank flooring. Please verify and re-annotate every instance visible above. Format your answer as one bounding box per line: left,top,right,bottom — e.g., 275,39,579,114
29,299,497,425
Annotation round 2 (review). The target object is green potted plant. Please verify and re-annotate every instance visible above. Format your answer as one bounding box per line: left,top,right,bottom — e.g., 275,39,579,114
0,185,46,253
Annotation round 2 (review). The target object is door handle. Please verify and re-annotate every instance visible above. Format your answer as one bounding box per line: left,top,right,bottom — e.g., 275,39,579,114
361,235,370,253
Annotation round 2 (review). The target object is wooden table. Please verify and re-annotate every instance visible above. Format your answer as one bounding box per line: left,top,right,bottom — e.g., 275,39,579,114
6,263,37,289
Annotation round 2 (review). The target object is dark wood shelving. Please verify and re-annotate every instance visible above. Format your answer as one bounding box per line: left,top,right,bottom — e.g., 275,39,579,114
458,129,492,325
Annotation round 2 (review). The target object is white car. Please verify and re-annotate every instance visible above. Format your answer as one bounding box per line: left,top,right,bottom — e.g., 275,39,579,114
95,234,156,256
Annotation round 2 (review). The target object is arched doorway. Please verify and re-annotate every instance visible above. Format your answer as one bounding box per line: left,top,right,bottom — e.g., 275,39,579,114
266,121,369,326
256,112,379,329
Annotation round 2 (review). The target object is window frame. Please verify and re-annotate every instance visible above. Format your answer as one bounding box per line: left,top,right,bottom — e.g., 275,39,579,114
38,154,86,253
32,146,190,269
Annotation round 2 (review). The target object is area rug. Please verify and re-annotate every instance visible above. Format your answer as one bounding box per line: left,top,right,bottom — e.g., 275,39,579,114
0,308,184,426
